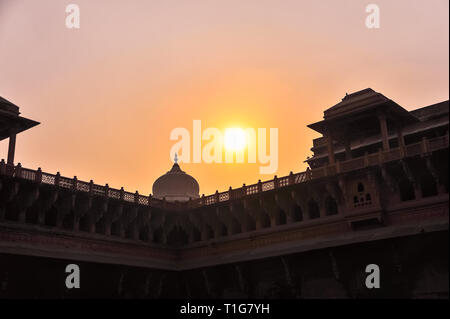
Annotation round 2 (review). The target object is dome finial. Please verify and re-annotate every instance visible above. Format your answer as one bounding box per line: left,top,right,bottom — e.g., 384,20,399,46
174,152,178,164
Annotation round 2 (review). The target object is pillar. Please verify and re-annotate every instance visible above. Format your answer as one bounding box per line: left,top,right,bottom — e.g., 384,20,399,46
325,130,335,164
378,113,389,151
344,141,352,160
7,129,16,165
397,126,405,148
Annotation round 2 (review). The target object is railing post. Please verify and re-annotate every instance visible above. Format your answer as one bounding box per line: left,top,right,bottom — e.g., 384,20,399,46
242,183,247,196
36,167,42,183
289,171,294,185
120,187,124,200
72,176,77,191
257,180,262,192
228,186,232,200
306,167,312,181
148,193,152,206
421,136,429,154
215,190,219,203
105,183,109,197
399,144,405,158
134,191,139,204
89,180,94,195
0,159,5,175
273,175,278,188
15,162,22,178
378,148,383,165
55,172,60,187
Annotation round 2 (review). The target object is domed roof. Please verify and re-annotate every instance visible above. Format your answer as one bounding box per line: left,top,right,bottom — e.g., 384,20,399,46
152,157,199,202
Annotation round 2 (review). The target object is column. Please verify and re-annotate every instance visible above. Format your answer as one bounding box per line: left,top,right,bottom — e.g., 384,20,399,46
7,129,17,165
344,141,352,160
325,129,335,164
397,127,405,148
378,113,389,151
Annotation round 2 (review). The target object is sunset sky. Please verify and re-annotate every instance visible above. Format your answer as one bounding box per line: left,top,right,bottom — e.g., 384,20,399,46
0,0,448,196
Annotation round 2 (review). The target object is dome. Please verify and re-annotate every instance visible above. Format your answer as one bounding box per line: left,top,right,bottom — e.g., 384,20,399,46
152,158,200,202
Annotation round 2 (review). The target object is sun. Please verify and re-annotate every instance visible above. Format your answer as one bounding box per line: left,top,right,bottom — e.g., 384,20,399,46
224,128,247,151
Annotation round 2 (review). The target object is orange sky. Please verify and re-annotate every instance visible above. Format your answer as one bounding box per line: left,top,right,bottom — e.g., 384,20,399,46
0,0,448,196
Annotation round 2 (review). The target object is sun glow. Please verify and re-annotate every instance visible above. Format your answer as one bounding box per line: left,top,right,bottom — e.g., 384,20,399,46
224,128,247,151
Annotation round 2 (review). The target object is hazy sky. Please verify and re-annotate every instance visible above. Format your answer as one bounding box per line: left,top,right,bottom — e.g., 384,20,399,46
0,0,448,196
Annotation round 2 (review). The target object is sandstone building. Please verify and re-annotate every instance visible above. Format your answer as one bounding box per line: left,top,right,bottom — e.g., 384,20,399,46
0,89,448,298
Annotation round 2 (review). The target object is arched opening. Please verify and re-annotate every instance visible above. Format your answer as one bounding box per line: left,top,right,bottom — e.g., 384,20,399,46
357,182,365,193
25,206,38,224
399,178,415,201
79,214,91,232
218,222,227,237
308,199,320,219
292,204,303,222
111,220,122,236
153,227,165,244
277,209,287,225
259,212,271,228
167,226,188,245
95,217,106,235
245,215,256,231
44,206,58,227
139,225,150,242
204,224,215,239
62,211,74,230
325,196,338,216
125,224,136,239
229,218,242,235
353,182,372,208
420,174,438,198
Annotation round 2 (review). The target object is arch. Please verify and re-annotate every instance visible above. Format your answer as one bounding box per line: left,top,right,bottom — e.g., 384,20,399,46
245,215,256,231
95,217,106,235
292,204,303,222
229,218,242,235
325,196,338,216
111,220,122,236
277,209,287,225
78,213,91,232
420,173,438,198
125,223,137,239
259,212,271,228
308,199,320,219
357,182,365,193
139,225,151,242
203,224,215,240
25,206,38,224
353,182,372,208
192,226,202,241
217,222,227,237
153,227,165,244
399,178,415,201
167,226,188,245
44,206,58,227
